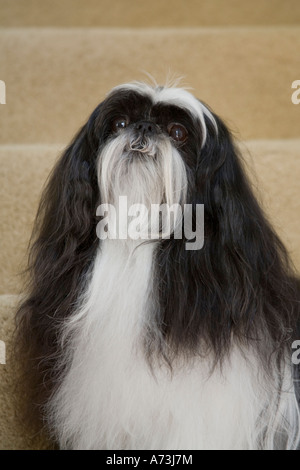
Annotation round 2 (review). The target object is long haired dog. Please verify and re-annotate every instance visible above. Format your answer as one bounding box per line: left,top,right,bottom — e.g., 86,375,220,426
16,82,300,450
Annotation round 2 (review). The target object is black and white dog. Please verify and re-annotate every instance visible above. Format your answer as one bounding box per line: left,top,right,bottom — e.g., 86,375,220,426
16,81,300,449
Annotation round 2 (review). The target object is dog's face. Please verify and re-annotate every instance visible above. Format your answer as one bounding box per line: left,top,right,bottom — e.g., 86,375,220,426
94,83,217,210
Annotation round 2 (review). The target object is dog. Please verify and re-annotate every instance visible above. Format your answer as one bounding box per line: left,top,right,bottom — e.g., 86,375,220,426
16,81,300,450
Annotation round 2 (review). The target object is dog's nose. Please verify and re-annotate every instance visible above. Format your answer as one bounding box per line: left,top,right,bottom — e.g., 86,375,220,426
134,121,158,136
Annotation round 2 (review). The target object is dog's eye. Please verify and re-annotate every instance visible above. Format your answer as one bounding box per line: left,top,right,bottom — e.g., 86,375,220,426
167,123,188,142
111,116,129,132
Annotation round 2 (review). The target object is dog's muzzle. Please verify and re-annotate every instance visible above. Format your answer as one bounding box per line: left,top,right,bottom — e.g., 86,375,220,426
129,121,160,152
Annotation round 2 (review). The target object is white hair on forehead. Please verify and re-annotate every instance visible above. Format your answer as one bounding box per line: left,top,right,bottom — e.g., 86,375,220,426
107,81,217,147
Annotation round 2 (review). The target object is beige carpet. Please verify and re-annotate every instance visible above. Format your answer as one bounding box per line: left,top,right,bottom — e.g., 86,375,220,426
0,295,52,450
1,28,300,143
1,0,300,27
0,0,299,450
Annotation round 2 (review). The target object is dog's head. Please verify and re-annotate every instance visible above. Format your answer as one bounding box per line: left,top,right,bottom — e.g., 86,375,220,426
87,82,221,241
75,82,220,216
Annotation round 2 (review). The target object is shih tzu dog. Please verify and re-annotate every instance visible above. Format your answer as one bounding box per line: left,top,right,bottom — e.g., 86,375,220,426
16,81,300,450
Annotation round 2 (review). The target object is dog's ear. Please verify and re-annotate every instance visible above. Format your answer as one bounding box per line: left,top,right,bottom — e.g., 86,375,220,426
15,104,103,421
27,109,102,317
155,111,298,365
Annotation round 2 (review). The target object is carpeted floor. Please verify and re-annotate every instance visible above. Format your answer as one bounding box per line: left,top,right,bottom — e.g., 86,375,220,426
0,0,299,450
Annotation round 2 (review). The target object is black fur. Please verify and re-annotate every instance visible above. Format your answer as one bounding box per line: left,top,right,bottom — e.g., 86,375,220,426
155,112,299,369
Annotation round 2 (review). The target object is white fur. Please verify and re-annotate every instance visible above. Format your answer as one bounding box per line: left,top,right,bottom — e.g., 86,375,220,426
108,82,217,146
47,239,299,450
98,132,187,208
98,130,187,239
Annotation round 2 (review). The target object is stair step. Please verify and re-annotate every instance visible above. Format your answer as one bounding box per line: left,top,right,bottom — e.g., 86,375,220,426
0,28,300,143
0,144,63,295
0,141,299,295
1,0,300,27
0,293,52,450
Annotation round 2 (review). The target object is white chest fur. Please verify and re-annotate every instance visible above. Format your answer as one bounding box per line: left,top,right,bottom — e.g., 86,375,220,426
47,240,295,450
